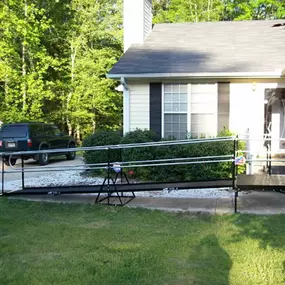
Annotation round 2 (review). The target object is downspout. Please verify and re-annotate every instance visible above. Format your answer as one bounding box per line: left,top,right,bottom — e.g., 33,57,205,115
121,77,130,134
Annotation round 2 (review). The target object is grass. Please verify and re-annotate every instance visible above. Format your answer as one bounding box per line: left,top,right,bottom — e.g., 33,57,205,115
0,199,285,285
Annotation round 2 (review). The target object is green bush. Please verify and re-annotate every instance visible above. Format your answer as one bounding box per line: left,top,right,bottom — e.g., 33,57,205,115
82,128,245,182
123,129,245,182
82,130,122,168
120,129,159,181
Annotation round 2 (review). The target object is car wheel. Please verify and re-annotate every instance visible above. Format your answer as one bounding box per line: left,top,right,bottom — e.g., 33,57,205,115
39,148,49,166
66,143,76,160
3,157,17,166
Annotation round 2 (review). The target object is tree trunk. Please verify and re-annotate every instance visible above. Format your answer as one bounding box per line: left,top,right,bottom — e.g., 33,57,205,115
92,118,96,133
207,0,210,21
66,45,77,136
76,124,81,143
194,3,198,22
22,0,28,113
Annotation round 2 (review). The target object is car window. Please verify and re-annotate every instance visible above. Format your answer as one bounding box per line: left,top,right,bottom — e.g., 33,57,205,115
43,125,61,136
43,125,54,136
52,126,61,136
0,125,27,138
30,124,44,137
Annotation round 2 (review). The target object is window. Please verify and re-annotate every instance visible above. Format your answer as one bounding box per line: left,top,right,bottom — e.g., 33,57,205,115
52,126,61,136
190,84,217,138
0,125,27,138
162,83,217,139
163,84,188,139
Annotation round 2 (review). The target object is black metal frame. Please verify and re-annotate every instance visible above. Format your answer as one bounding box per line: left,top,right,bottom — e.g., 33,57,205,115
95,148,135,206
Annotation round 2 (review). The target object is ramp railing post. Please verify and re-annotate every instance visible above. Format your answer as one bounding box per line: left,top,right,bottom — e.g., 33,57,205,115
269,142,272,175
21,155,25,190
1,156,4,195
107,147,110,205
232,136,238,213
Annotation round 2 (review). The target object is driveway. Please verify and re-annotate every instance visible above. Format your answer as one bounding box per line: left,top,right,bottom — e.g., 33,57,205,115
2,155,84,182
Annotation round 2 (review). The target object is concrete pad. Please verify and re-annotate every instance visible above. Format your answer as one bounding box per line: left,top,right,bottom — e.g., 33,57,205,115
126,196,217,214
8,194,97,205
8,194,220,214
7,191,285,215
215,197,234,214
237,191,285,215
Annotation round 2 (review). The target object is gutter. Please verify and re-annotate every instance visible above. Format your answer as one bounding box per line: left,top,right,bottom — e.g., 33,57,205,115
107,71,284,80
120,77,130,134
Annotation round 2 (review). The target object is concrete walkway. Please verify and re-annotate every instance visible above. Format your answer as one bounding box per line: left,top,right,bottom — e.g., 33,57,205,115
7,191,285,215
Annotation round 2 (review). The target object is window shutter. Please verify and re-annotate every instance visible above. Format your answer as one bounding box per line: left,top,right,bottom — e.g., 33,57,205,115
150,83,162,139
218,83,230,132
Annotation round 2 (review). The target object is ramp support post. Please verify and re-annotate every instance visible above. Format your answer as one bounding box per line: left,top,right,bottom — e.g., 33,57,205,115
232,136,238,213
1,156,4,195
21,155,25,190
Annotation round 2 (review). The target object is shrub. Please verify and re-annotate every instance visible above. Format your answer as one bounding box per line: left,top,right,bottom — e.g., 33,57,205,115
82,128,246,182
82,130,122,168
122,129,245,182
120,129,159,181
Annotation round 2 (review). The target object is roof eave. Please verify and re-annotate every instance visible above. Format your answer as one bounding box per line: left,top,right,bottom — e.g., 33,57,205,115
107,72,284,80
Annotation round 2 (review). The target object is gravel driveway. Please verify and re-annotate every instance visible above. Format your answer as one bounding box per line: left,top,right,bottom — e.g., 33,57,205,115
2,155,84,181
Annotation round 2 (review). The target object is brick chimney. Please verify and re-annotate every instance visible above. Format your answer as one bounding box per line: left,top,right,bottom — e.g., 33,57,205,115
124,0,153,52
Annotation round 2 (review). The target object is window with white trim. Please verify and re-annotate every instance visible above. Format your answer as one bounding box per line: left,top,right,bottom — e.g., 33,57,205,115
163,84,188,139
190,84,217,138
163,83,217,139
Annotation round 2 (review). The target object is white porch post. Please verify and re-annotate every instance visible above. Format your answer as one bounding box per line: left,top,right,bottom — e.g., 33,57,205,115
246,128,254,175
123,85,130,134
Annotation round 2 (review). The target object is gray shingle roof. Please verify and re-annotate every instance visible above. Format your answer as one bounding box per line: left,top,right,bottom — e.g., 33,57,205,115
108,20,285,78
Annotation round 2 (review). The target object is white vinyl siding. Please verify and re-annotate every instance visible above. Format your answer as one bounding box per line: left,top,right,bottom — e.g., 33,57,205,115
190,84,218,138
129,84,150,131
229,82,285,153
144,0,152,39
124,0,152,52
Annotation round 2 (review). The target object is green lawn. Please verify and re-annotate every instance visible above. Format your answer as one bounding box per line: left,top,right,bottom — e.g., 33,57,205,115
0,199,284,285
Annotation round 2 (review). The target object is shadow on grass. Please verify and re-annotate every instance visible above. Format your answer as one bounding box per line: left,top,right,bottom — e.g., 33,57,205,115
231,214,285,284
231,215,285,250
187,234,232,285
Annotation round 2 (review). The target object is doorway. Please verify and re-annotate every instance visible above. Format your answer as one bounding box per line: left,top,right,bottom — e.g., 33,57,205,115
264,88,285,152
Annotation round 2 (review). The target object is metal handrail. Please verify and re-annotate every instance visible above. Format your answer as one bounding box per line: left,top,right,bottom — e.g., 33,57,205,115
3,155,233,174
3,158,234,174
0,136,235,158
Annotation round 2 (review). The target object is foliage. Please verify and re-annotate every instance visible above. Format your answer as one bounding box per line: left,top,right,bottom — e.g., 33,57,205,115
153,0,285,23
82,129,122,168
65,0,123,141
83,128,245,182
0,0,284,143
153,129,245,182
0,0,123,139
120,129,159,181
222,0,285,20
1,199,285,285
153,0,224,23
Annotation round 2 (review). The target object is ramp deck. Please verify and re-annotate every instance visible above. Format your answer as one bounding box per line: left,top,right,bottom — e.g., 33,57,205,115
237,174,285,191
4,179,233,196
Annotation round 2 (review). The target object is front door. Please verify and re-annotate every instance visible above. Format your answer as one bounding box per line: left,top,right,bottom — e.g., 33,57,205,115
264,88,285,152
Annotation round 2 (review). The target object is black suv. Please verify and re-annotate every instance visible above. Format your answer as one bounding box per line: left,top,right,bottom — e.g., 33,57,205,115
0,122,76,166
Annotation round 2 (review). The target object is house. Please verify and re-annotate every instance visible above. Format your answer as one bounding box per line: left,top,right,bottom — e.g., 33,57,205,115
107,0,285,154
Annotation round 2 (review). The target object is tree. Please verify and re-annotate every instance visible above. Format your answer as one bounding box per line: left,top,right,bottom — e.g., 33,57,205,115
0,0,123,142
153,0,224,23
222,0,285,20
0,0,59,122
65,0,123,141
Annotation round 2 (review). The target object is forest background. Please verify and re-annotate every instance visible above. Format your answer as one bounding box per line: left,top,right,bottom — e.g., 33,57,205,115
0,0,284,142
